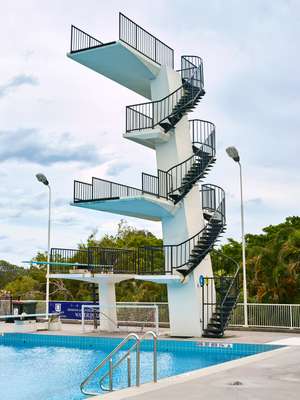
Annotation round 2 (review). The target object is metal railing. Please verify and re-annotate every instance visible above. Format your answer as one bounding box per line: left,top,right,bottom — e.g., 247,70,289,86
80,331,158,395
74,120,215,204
70,25,103,53
126,56,204,133
67,184,225,276
74,178,143,203
119,13,174,68
139,185,225,276
166,122,215,202
81,304,159,334
230,303,300,329
50,247,138,274
3,300,299,331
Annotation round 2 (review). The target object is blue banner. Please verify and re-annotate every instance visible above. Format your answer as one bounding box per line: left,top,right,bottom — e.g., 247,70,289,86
49,301,97,320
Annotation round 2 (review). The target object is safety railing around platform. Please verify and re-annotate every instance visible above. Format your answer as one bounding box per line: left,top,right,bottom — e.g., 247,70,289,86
70,25,103,53
50,247,139,274
119,13,174,68
74,120,215,204
74,178,143,203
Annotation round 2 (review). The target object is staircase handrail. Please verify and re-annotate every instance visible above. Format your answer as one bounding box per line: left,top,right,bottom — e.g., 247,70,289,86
139,185,225,275
126,56,204,132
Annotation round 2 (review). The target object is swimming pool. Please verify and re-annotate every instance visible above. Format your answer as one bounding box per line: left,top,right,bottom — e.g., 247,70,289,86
0,333,280,400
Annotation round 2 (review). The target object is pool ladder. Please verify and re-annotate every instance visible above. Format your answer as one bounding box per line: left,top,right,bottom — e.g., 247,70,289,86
80,331,158,396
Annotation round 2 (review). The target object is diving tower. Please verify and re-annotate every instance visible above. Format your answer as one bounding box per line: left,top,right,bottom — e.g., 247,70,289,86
47,13,239,338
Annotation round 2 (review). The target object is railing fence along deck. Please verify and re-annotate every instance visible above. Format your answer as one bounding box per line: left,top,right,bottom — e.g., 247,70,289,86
230,303,300,329
1,300,299,330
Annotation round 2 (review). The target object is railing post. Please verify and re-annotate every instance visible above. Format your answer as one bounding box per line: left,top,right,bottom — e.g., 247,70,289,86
137,247,140,274
136,340,140,387
127,355,131,387
153,335,158,382
202,285,204,330
290,305,293,329
70,25,73,52
135,23,138,49
109,358,113,391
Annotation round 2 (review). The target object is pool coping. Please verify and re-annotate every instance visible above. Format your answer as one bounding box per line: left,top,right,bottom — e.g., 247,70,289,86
89,346,289,399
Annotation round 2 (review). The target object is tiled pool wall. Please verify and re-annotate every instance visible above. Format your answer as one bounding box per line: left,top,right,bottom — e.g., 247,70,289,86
0,333,282,356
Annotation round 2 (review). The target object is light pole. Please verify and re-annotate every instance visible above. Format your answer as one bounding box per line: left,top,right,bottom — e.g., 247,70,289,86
225,147,248,327
36,173,51,319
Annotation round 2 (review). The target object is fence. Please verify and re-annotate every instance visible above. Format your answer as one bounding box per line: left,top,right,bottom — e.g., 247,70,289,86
1,300,300,331
81,304,159,334
48,301,169,327
230,303,300,329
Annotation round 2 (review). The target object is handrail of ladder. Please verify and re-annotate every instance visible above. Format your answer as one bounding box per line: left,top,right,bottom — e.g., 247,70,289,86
80,331,157,395
99,330,157,392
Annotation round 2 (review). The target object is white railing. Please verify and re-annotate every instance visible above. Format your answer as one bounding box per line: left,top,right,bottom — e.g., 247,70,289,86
230,303,300,329
2,300,300,331
81,304,159,334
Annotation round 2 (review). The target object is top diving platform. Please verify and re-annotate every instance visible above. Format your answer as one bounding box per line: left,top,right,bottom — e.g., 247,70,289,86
68,13,174,99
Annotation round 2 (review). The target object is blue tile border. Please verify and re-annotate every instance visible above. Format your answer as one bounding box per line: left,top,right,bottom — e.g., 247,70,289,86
0,333,283,356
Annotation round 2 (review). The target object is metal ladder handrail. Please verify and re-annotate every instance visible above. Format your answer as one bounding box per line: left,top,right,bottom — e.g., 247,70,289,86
80,332,139,396
99,330,157,392
80,331,158,396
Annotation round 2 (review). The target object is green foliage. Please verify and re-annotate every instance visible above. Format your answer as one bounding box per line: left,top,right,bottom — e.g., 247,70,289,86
0,260,25,290
5,275,43,299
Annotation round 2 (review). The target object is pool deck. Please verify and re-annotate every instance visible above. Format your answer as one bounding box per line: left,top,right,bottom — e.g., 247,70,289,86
56,324,299,400
98,344,300,400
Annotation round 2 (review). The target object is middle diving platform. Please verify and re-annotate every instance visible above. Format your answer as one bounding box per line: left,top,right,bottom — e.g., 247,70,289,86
73,177,176,221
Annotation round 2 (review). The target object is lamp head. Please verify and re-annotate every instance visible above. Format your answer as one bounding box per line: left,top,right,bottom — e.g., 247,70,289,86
36,173,49,186
226,146,240,162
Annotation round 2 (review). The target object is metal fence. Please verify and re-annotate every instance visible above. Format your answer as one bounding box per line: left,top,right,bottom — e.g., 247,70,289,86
230,303,300,329
2,300,300,330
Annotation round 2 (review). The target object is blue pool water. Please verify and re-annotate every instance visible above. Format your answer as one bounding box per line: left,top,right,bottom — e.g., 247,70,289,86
0,333,280,400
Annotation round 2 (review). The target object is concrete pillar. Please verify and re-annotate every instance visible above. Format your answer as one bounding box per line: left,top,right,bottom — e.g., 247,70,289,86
167,255,213,337
98,282,117,331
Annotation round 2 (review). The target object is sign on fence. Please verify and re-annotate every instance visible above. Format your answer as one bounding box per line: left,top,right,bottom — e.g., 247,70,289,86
49,301,96,320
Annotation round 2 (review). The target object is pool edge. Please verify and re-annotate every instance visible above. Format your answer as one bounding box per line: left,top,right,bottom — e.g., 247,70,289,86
90,346,289,400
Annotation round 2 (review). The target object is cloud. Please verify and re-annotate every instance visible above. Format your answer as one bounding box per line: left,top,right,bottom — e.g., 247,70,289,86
245,198,263,207
0,74,38,98
0,129,104,166
106,161,130,177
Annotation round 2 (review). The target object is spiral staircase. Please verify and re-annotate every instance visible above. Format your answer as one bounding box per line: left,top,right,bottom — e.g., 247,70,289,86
47,13,240,338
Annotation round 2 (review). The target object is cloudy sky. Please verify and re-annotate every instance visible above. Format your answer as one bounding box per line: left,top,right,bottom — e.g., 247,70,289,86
1,0,299,264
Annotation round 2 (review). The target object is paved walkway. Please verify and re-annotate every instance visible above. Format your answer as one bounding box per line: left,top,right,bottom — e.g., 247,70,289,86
99,345,300,400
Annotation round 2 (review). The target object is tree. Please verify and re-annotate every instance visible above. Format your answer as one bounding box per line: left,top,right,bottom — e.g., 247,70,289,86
5,276,43,299
0,260,25,289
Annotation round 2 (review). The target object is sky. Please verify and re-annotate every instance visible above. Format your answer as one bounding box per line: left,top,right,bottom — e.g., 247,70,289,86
0,0,299,264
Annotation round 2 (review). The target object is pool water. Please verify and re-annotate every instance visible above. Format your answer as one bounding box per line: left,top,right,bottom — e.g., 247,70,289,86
0,334,280,400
